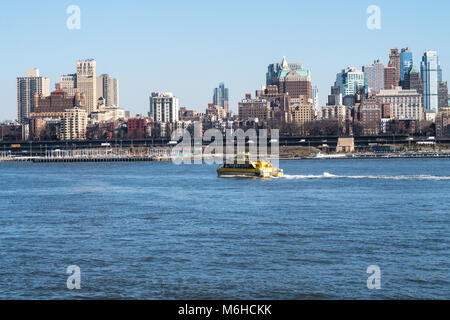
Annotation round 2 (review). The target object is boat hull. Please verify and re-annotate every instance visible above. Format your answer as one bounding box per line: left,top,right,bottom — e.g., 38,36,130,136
217,168,281,178
217,168,261,177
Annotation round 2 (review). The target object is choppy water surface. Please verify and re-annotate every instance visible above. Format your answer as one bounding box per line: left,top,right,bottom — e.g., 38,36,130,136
0,159,449,299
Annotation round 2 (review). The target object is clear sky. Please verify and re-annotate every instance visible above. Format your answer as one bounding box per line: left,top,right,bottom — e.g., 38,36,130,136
1,0,449,121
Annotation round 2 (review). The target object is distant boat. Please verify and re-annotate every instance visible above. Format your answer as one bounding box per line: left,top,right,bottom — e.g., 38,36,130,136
314,152,347,159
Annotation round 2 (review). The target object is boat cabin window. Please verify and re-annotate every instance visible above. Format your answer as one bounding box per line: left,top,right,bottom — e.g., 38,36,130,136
224,163,254,169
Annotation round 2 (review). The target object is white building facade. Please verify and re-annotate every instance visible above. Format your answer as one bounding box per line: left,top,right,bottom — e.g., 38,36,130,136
376,88,424,121
421,51,442,113
17,69,50,123
61,107,88,140
336,67,365,96
59,60,97,115
149,92,179,123
97,74,119,108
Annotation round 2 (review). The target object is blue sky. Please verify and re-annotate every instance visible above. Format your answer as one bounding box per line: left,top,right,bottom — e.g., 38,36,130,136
0,0,449,121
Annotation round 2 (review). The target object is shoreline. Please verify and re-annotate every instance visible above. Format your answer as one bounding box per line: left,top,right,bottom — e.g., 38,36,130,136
281,152,450,160
2,152,450,163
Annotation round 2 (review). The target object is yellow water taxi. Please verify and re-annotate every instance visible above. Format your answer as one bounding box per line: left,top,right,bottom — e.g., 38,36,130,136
217,154,283,178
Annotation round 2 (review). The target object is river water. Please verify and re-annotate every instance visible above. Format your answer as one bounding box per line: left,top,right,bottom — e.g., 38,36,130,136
0,159,448,299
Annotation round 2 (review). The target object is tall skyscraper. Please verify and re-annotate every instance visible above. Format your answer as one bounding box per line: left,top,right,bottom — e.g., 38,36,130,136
266,57,303,86
327,86,343,106
213,82,229,113
266,57,311,100
403,67,423,96
76,59,97,114
58,74,77,96
311,85,319,110
97,74,119,108
149,92,179,123
363,60,385,93
421,51,442,112
384,65,396,90
438,82,448,109
335,67,365,96
389,48,401,86
58,59,97,115
400,48,413,82
17,69,50,123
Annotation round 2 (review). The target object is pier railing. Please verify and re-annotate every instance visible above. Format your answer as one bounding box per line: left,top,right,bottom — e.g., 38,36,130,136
0,151,12,159
43,147,172,159
29,147,174,163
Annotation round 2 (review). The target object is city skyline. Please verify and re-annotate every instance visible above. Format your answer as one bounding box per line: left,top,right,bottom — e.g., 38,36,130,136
1,1,450,121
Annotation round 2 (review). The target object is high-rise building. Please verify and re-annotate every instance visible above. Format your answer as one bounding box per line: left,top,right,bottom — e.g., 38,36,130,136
30,90,86,120
363,60,385,93
149,92,179,123
359,98,381,136
266,63,280,86
266,57,303,86
278,61,311,100
403,67,423,96
256,85,290,123
238,94,270,122
327,86,342,106
389,48,401,86
290,95,315,125
376,88,424,121
400,48,413,82
58,59,97,115
213,82,229,114
436,107,450,137
384,65,396,90
421,51,442,112
61,107,88,140
76,59,97,115
438,82,448,109
17,69,50,123
97,74,119,108
266,57,311,100
311,85,319,110
335,67,365,96
58,74,77,96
